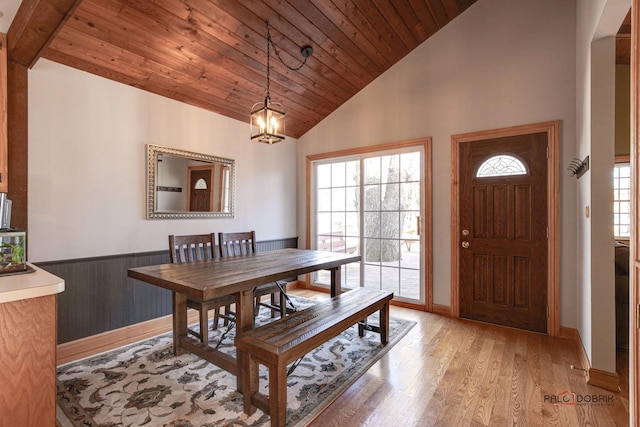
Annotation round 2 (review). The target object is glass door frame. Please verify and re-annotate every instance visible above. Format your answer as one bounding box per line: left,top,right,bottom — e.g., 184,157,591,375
305,138,432,311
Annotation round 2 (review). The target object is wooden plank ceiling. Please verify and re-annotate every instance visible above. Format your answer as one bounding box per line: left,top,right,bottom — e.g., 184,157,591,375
11,0,478,139
617,9,631,65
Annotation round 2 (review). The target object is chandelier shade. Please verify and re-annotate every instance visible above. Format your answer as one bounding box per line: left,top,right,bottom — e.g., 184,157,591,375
250,96,285,144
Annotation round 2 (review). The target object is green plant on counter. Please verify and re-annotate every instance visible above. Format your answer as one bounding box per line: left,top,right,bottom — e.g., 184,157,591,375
1,237,24,264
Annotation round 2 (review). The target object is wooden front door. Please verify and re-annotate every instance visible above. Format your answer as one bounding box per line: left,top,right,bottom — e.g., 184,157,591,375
188,167,213,212
459,132,548,333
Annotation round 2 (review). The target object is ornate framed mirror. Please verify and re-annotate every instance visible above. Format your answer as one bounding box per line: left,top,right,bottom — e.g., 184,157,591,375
146,144,235,219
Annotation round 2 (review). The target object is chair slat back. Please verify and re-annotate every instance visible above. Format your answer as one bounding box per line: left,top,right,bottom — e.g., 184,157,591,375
169,234,216,263
218,231,257,257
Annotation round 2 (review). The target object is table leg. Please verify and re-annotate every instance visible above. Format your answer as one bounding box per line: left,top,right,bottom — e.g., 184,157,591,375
330,266,342,297
172,291,187,356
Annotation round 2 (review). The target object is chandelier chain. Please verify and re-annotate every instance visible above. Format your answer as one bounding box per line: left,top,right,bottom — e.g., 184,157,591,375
266,21,271,98
252,20,311,144
265,21,309,75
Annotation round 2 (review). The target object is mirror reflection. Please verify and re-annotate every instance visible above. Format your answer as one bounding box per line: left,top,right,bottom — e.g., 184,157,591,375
147,145,235,219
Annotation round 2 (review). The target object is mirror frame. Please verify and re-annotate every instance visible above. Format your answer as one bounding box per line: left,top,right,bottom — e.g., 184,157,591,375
146,144,235,219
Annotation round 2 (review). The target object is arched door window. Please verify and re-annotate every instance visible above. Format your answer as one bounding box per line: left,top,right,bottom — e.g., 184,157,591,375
476,155,527,177
194,178,208,189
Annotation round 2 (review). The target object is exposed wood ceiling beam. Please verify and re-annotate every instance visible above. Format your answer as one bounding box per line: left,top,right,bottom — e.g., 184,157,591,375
7,0,83,67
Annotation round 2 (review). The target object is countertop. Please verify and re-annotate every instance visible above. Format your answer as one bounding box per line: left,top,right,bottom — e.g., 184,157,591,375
0,263,65,304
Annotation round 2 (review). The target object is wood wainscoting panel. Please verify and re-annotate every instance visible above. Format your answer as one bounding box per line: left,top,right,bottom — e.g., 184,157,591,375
38,238,298,345
59,279,302,365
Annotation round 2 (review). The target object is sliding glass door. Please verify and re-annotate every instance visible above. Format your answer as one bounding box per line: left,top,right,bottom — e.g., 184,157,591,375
312,146,425,305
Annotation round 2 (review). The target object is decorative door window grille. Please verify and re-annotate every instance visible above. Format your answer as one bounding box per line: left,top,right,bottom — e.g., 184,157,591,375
194,178,208,190
476,155,527,177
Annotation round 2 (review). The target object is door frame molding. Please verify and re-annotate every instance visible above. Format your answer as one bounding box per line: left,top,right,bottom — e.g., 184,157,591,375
306,137,433,311
630,1,639,423
450,121,561,336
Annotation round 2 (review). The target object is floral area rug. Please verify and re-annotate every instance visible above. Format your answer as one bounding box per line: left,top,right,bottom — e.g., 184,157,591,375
57,296,415,426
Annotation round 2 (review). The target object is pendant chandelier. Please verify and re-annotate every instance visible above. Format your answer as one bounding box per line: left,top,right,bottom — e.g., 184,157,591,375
250,21,312,144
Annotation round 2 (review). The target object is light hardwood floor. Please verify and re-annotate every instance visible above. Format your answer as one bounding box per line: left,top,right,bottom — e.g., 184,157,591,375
290,289,629,427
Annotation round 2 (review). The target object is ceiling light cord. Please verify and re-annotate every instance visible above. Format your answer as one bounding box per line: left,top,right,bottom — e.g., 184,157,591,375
265,21,311,73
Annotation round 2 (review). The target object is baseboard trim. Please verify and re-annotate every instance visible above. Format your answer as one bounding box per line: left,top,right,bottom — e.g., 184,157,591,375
562,326,592,373
432,304,452,316
289,280,307,289
57,311,201,365
559,326,579,340
588,368,622,393
559,326,621,393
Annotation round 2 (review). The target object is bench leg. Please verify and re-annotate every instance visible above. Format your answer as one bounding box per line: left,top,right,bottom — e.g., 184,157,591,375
269,361,287,427
241,353,259,415
379,303,389,345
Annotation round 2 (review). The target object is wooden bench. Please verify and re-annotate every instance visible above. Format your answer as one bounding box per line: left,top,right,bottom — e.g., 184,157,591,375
235,287,393,427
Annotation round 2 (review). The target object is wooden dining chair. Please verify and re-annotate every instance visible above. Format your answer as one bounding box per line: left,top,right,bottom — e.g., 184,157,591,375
218,231,293,318
168,234,234,344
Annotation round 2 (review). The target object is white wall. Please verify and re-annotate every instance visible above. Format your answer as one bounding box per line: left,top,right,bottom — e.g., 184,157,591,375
576,0,630,373
28,59,298,262
592,36,618,373
298,0,578,325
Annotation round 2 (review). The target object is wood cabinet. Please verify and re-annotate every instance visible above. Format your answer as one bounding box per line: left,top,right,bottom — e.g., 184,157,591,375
0,295,57,425
0,33,7,193
0,266,65,426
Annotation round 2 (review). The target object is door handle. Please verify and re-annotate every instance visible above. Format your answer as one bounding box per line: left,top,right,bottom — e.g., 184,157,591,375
461,241,470,249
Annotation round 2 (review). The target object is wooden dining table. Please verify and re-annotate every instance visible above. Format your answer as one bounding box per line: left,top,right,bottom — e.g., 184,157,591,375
127,248,361,393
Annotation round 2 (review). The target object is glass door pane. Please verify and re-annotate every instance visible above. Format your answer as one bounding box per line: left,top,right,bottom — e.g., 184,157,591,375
362,151,423,303
315,160,361,287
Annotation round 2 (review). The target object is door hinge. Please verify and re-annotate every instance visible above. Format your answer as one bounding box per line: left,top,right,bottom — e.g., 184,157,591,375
546,227,549,239
546,146,549,159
